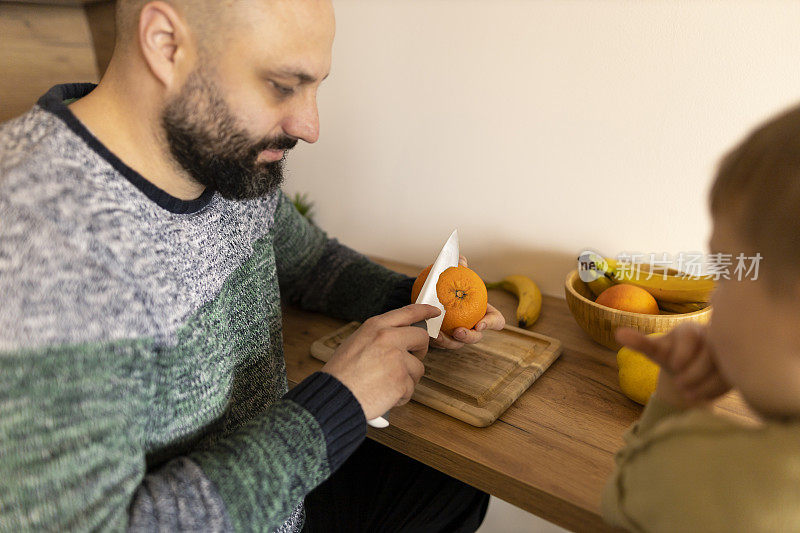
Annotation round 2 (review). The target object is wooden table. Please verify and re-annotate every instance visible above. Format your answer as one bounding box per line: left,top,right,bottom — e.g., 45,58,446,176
282,258,757,533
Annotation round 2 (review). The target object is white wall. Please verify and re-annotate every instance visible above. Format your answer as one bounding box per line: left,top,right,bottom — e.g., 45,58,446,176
286,0,800,297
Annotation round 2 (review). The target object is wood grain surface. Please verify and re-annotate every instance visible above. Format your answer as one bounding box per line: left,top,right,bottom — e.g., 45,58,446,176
565,270,711,351
0,1,115,122
311,322,562,427
282,257,759,532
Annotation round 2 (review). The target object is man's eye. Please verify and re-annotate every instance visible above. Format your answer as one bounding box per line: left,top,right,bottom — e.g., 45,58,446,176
270,81,295,96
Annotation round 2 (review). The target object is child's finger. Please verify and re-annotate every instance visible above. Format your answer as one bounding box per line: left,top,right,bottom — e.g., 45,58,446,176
665,324,704,373
673,346,714,389
685,372,731,402
684,355,731,398
674,356,714,390
459,255,468,267
615,327,670,367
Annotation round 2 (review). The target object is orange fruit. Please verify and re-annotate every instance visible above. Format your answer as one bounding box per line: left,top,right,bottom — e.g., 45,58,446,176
595,284,659,315
411,264,488,335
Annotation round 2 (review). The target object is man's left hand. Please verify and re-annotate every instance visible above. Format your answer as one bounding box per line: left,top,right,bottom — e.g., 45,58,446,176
430,255,506,350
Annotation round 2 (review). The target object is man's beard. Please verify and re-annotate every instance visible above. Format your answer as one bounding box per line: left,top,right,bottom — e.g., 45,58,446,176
161,66,297,200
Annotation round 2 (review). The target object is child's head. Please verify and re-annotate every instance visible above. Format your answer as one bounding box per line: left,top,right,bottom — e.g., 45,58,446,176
707,104,800,418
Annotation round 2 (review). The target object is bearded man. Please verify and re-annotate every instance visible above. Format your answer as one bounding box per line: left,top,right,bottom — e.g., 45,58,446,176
0,0,503,531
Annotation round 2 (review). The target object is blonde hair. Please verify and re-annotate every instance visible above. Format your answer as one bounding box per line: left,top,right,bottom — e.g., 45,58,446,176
710,104,800,292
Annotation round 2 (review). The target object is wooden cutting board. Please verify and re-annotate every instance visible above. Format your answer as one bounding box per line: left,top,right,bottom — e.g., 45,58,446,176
310,322,563,427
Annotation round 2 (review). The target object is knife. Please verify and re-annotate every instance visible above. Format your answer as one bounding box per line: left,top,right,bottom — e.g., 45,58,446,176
368,229,460,428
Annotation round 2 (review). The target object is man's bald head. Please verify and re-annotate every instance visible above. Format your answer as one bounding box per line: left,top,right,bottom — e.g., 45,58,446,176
114,0,241,55
103,0,335,200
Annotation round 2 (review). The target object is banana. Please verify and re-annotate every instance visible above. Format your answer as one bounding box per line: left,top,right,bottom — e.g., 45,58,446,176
587,275,615,298
486,275,542,329
580,252,716,305
657,301,709,314
579,252,618,297
612,263,715,304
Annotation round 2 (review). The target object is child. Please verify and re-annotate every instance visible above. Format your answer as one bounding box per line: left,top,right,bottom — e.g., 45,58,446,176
602,103,800,532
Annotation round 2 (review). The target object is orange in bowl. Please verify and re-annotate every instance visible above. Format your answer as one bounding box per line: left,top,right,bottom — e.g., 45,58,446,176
564,270,710,351
595,284,659,315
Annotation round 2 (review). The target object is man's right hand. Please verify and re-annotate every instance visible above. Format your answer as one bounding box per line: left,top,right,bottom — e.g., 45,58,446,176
321,304,441,420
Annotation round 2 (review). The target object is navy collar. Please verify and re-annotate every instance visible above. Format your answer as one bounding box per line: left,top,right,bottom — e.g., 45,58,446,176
37,83,215,215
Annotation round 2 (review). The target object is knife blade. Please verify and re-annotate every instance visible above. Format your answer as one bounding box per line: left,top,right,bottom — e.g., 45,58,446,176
367,229,460,428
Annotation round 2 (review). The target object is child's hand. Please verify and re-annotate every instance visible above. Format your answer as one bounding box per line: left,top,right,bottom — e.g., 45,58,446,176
615,323,731,409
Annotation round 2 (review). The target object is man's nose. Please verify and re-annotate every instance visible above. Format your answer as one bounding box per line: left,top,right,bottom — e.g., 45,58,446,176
282,94,320,144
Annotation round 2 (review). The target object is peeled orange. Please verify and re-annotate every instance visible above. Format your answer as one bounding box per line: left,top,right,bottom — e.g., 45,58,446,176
411,264,488,336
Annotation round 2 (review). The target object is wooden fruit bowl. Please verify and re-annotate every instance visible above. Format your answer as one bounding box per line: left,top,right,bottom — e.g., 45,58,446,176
564,270,712,351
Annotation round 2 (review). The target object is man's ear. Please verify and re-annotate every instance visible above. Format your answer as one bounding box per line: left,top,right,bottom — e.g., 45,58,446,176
138,1,195,89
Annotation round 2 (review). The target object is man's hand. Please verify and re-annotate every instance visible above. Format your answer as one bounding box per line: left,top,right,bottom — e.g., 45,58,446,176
430,255,506,350
321,304,441,420
615,323,731,409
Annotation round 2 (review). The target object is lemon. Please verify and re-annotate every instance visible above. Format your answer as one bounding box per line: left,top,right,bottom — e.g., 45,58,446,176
616,333,662,405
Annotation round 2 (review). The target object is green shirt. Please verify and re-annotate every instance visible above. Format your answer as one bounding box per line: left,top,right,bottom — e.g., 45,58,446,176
603,395,800,532
0,83,413,532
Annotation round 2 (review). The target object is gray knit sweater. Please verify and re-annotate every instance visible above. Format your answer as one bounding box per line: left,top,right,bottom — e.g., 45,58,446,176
0,83,413,532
